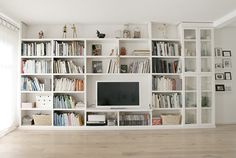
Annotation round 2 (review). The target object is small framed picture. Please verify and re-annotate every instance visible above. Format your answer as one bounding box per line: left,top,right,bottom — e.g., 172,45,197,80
215,84,225,91
215,48,222,57
222,50,231,57
92,44,102,56
223,59,232,68
92,61,103,73
224,72,232,80
120,64,128,73
215,63,222,69
215,73,224,80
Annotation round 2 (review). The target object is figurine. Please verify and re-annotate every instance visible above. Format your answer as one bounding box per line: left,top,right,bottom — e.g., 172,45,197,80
63,25,67,38
38,31,44,39
96,30,106,38
123,24,131,38
120,47,126,56
71,24,77,38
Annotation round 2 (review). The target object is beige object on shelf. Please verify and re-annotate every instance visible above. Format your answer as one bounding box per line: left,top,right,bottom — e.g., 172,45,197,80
161,114,181,125
33,114,52,126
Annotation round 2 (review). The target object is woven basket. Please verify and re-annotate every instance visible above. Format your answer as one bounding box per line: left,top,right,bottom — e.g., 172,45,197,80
161,114,181,125
33,114,51,126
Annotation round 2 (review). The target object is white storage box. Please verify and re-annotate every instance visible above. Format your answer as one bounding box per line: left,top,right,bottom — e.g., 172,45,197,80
21,102,34,108
161,114,181,125
36,95,53,109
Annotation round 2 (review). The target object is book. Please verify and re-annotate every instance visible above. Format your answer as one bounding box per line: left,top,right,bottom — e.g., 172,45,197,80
152,76,182,91
152,59,181,73
127,59,150,73
152,41,180,56
22,60,51,73
92,44,102,56
54,41,84,56
54,78,84,91
92,61,103,73
53,60,84,73
22,42,51,56
152,93,182,109
54,112,83,126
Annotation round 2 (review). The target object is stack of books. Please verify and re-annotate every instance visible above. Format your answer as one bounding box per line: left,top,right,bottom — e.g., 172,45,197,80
128,59,150,73
152,42,180,56
152,93,182,109
53,95,76,109
21,77,49,91
152,59,181,73
107,59,119,73
152,76,182,91
21,42,51,56
54,41,84,56
53,60,83,73
53,112,83,126
119,114,150,126
21,60,51,74
54,78,84,91
132,50,150,56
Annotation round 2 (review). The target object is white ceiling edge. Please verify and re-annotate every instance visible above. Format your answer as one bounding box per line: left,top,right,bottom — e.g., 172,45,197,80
0,12,21,28
214,9,236,28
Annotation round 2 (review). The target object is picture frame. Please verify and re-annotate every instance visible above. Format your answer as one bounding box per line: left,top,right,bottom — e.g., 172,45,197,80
215,84,225,91
120,64,128,73
223,59,232,68
92,44,102,56
215,48,222,57
224,72,232,80
222,50,231,57
215,73,224,80
215,63,222,69
92,61,103,73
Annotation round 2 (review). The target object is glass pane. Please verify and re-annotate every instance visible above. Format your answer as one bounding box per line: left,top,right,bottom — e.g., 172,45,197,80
201,30,211,40
201,92,212,108
185,58,196,72
201,41,211,56
185,77,197,90
184,29,196,39
185,92,197,108
185,109,197,124
201,76,212,91
201,58,212,72
184,41,196,56
202,109,212,124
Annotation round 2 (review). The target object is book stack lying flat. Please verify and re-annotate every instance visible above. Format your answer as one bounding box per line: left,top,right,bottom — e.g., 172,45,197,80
132,50,150,56
21,42,51,56
107,59,119,73
54,78,84,91
128,59,150,73
22,60,51,73
21,77,49,91
152,76,182,91
152,42,180,56
53,60,83,73
119,114,150,126
152,59,181,73
53,112,83,126
152,93,182,109
54,41,84,56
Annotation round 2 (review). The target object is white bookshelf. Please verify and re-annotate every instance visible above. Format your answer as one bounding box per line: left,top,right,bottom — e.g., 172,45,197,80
19,22,215,129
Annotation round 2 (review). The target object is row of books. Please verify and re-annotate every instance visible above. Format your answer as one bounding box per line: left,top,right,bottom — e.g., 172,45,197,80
107,59,119,73
54,78,84,91
53,60,84,74
119,114,150,126
21,60,51,74
152,59,181,73
152,93,182,109
152,42,180,56
22,42,51,56
53,112,83,126
53,95,76,109
54,41,84,56
21,77,50,91
152,76,182,91
128,60,150,73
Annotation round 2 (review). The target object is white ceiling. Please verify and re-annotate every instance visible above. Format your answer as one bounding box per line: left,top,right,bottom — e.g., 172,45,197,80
1,0,236,25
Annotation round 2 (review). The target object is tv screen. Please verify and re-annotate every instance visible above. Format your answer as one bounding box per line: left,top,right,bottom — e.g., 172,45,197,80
97,82,140,107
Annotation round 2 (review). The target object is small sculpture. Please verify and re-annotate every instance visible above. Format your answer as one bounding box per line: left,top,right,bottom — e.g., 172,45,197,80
96,30,106,38
120,47,126,56
71,24,77,38
63,25,67,38
38,31,44,39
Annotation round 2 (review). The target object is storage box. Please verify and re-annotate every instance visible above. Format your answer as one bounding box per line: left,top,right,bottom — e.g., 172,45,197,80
33,114,52,126
161,114,181,125
21,102,34,108
36,95,53,109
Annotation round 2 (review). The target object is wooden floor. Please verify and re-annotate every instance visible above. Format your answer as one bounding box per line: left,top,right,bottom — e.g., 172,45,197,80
0,125,236,158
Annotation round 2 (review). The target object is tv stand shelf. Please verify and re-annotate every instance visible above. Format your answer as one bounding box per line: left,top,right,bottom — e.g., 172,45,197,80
19,22,215,129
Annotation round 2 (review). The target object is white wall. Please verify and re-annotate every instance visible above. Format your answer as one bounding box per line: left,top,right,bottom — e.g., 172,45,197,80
215,27,236,124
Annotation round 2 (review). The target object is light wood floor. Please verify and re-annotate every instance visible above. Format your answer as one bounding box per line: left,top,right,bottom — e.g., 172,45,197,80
0,125,236,158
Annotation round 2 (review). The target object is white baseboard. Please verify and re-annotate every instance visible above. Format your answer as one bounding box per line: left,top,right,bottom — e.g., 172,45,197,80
0,126,17,138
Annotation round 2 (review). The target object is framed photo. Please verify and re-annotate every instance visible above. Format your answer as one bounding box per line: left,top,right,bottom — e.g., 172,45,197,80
92,61,103,73
222,50,231,57
223,59,232,68
215,63,222,69
120,65,128,73
215,48,222,57
215,73,224,80
92,44,102,56
215,84,225,91
224,72,232,80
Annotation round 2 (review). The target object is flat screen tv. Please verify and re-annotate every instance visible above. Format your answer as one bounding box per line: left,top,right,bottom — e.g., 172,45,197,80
96,82,140,107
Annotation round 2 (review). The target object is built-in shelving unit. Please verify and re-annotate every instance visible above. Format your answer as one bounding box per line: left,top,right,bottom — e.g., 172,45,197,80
19,22,215,129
